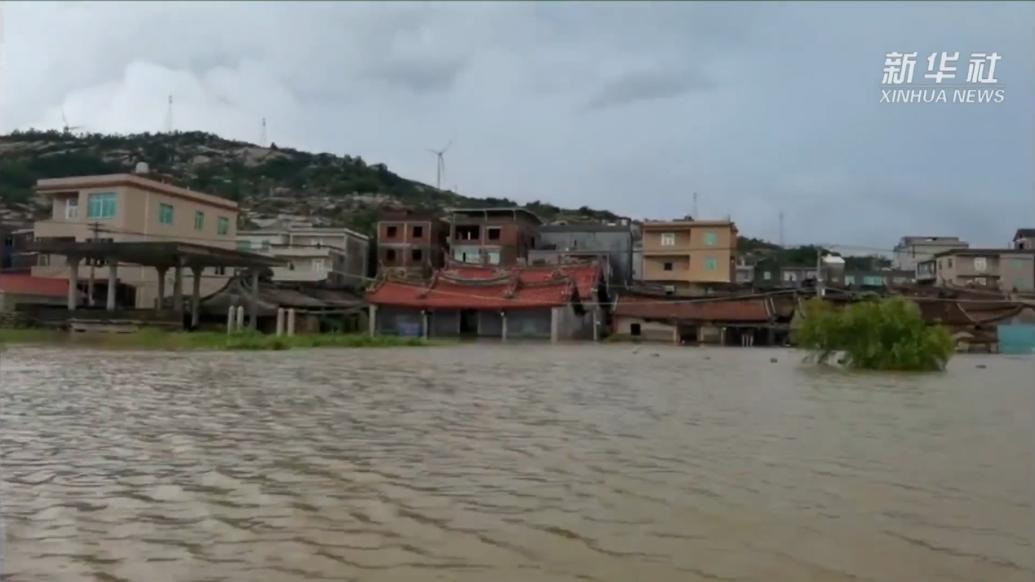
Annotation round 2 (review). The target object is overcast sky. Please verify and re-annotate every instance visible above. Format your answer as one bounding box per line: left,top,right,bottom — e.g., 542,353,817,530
1,1,1032,250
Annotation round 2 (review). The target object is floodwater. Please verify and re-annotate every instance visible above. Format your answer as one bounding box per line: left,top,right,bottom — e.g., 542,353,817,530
0,345,1031,582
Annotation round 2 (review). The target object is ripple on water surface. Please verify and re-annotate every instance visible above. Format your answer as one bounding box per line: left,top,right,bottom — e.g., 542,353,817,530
0,345,1031,581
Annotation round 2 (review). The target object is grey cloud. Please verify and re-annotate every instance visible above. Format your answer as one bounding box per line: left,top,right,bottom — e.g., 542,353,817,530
585,68,712,110
2,2,1032,248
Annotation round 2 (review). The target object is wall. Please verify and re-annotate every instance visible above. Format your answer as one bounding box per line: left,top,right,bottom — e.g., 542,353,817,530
430,310,460,336
478,311,503,337
536,229,633,284
1000,253,1034,292
0,292,66,312
376,307,423,335
506,309,552,338
613,316,677,343
550,305,593,341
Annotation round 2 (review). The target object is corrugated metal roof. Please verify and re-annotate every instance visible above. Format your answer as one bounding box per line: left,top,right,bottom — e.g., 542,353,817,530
613,294,770,322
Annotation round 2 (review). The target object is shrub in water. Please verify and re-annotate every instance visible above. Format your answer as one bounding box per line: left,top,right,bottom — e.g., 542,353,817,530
792,297,954,371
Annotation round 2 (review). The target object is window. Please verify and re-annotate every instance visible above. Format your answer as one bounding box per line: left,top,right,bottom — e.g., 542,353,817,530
1014,279,1025,291
784,271,797,282
663,261,674,271
217,217,230,235
487,227,501,241
236,240,251,251
386,249,397,263
86,192,117,219
312,258,325,271
412,225,424,238
703,232,717,247
763,271,772,281
456,225,480,240
974,257,988,272
1012,258,1026,269
630,323,642,337
845,274,856,285
863,275,883,286
65,197,79,220
411,248,423,261
947,258,953,269
487,251,501,265
704,258,718,271
194,211,204,230
661,233,675,246
213,266,226,276
158,203,174,225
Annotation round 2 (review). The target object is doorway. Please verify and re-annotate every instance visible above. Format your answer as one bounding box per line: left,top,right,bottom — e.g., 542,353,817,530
460,309,479,336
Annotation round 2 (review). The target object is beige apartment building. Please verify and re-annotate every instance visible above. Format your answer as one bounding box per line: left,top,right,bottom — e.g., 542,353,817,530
933,248,1035,292
32,172,239,309
237,225,369,287
641,219,738,291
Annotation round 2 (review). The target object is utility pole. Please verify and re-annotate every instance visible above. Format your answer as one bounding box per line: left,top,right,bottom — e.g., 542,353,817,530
260,117,267,147
692,192,699,219
778,211,785,248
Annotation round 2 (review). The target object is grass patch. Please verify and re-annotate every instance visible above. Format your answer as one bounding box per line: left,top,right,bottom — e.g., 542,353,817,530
0,328,432,351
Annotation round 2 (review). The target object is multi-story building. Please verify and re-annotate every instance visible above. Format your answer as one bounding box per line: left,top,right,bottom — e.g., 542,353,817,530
31,171,240,308
933,248,1035,292
640,219,737,293
1,225,34,272
376,210,448,279
445,207,541,266
893,236,969,272
529,222,634,286
237,225,369,287
1013,229,1035,250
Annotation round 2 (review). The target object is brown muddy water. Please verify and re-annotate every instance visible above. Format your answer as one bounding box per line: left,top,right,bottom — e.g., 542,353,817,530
0,345,1031,581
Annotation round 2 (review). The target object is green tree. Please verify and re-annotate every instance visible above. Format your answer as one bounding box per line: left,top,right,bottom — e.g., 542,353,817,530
792,297,954,371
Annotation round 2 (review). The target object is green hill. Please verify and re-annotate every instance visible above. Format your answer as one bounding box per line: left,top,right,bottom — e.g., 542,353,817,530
0,129,622,233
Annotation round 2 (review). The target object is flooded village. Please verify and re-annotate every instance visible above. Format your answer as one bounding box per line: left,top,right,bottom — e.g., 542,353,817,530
0,170,1032,581
1,169,1034,353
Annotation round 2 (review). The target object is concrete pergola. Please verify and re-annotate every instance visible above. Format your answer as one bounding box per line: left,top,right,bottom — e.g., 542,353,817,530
29,240,283,328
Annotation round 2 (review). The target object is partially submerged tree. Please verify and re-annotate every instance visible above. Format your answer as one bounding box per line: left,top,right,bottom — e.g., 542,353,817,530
792,297,954,371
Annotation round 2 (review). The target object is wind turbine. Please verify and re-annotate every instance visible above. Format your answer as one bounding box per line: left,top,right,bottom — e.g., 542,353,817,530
61,108,82,135
427,139,452,190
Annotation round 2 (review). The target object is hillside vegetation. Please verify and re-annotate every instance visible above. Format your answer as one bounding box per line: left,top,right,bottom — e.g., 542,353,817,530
0,130,621,234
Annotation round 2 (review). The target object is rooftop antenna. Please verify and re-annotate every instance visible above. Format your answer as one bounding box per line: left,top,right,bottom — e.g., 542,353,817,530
692,191,699,219
60,107,82,135
164,95,173,133
427,139,452,190
260,117,267,147
779,210,785,248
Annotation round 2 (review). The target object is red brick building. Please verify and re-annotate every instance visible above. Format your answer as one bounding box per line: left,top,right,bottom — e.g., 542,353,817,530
446,208,542,267
376,210,448,279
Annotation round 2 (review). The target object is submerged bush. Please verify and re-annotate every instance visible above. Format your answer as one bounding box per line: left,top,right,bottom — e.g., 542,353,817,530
792,297,954,371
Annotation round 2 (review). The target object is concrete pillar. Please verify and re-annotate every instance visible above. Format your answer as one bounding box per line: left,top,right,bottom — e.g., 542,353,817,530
87,261,96,307
249,270,260,331
156,266,167,311
276,308,285,337
106,261,118,311
235,305,245,331
67,257,80,311
172,262,184,319
592,308,599,342
227,306,236,334
368,305,378,337
500,311,507,342
421,310,429,339
550,306,561,344
190,266,203,329
287,308,296,337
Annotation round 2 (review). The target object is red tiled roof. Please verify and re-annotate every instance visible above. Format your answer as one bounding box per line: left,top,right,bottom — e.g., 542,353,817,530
0,275,68,297
614,294,770,322
368,263,600,310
